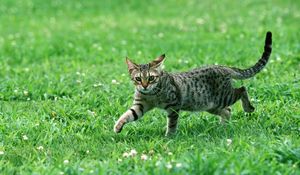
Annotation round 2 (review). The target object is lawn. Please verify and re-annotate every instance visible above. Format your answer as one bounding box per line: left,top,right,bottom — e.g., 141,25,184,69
0,0,300,174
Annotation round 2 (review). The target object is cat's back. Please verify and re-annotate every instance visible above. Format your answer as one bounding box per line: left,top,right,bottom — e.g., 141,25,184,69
172,65,230,80
169,65,231,111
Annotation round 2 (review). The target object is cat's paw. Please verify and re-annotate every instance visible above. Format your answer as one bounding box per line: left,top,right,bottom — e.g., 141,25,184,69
165,133,176,137
244,105,255,113
114,121,125,133
225,107,231,113
165,130,177,137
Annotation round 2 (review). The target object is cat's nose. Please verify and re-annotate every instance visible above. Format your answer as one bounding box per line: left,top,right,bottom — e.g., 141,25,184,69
142,83,148,89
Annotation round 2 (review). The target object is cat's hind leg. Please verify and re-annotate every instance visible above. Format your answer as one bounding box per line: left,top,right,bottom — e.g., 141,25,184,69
224,86,255,113
238,86,255,113
207,108,231,123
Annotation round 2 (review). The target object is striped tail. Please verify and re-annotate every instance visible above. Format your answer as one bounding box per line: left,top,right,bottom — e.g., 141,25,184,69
231,31,272,80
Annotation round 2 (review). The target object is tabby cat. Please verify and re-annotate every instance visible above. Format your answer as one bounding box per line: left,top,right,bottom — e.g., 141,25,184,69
114,32,272,136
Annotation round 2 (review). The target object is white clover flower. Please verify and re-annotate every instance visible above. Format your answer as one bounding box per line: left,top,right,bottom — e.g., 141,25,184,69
86,150,90,154
167,152,173,156
166,162,172,169
37,146,44,150
176,163,183,168
22,135,28,140
0,151,4,155
93,83,103,87
117,158,122,162
149,150,154,155
87,110,95,116
140,154,148,161
226,139,232,146
123,152,129,158
63,160,69,164
263,69,268,72
129,149,137,157
276,56,281,61
155,161,161,167
111,79,120,85
23,90,29,96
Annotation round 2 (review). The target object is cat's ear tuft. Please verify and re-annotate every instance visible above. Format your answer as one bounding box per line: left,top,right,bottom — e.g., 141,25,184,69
126,57,138,74
150,54,165,68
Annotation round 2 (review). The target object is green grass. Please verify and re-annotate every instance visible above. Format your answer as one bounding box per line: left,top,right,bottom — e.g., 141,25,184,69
0,0,300,174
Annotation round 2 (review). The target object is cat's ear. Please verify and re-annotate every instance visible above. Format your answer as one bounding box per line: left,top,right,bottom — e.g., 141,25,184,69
150,54,165,68
126,57,138,74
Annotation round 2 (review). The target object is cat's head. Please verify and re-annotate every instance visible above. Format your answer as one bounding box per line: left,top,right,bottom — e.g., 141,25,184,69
126,54,165,94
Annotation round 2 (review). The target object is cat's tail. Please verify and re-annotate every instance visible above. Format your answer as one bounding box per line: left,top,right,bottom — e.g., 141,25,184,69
230,31,272,80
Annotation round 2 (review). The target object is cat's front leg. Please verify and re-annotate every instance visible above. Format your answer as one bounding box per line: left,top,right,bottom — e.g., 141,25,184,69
114,102,150,133
165,109,180,136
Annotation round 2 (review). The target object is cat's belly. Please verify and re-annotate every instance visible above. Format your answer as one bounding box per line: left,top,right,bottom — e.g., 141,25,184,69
179,90,216,111
180,101,215,111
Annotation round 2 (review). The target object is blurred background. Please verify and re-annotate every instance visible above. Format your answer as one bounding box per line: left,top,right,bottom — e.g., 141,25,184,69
0,0,299,101
0,0,299,174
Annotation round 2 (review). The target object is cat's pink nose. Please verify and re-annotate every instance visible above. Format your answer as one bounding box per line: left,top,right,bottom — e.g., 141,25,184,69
142,83,148,89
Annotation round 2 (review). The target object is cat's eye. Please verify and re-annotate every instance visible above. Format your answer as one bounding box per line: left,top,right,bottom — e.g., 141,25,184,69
149,76,155,81
135,77,141,81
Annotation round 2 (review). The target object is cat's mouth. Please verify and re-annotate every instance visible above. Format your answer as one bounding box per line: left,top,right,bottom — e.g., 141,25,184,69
138,88,152,94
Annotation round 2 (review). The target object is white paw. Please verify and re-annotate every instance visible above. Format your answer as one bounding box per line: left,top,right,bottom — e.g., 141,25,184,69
165,130,177,137
114,121,124,133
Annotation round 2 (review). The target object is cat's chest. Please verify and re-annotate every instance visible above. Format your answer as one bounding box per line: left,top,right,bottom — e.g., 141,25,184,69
148,94,179,109
136,86,180,108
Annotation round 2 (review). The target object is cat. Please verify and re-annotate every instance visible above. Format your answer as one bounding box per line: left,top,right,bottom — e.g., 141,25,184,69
114,32,272,136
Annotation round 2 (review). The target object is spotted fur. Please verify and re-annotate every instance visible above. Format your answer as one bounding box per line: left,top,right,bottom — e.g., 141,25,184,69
114,32,272,136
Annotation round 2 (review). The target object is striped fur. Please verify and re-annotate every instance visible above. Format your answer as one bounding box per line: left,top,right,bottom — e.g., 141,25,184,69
114,32,273,136
230,32,272,79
